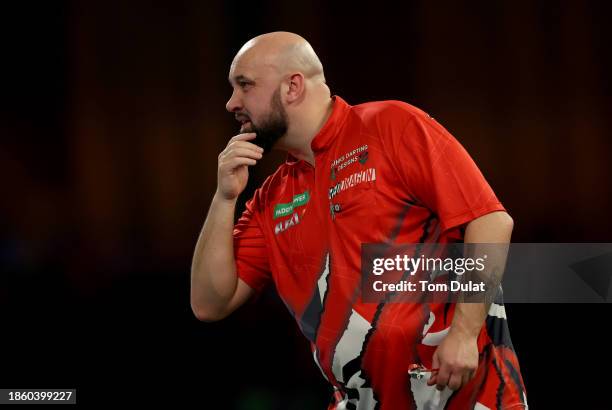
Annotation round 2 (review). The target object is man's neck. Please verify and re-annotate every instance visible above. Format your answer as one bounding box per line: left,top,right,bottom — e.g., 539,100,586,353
283,96,334,166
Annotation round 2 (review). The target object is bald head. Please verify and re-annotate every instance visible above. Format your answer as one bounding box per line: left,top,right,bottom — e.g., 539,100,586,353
232,32,325,82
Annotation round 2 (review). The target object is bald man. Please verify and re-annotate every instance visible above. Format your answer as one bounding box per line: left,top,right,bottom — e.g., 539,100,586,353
191,32,528,409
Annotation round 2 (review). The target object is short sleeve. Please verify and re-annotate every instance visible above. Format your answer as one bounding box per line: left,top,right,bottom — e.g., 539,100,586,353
382,108,506,232
233,193,272,294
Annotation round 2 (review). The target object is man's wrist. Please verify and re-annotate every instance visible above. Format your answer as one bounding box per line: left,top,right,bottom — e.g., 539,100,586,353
449,304,486,340
213,190,239,207
448,324,480,340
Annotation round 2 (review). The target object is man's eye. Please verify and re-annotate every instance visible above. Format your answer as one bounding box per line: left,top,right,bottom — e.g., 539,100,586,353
239,82,251,89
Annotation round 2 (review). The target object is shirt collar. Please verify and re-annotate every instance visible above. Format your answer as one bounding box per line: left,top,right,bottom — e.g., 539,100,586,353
310,95,350,152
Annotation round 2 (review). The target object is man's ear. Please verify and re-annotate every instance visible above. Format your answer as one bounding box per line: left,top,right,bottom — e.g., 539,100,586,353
285,73,305,103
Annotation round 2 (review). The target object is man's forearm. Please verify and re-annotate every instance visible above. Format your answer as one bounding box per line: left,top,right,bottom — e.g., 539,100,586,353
450,211,514,338
190,192,240,316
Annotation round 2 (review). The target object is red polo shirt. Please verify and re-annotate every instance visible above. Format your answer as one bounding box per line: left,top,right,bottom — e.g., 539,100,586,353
233,96,527,409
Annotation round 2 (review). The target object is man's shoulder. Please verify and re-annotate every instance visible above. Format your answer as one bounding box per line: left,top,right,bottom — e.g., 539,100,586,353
351,99,431,126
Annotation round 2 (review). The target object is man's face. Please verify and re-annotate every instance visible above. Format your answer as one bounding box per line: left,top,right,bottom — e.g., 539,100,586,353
226,59,288,153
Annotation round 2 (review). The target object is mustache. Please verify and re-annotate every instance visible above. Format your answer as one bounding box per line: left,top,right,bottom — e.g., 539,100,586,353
234,113,251,122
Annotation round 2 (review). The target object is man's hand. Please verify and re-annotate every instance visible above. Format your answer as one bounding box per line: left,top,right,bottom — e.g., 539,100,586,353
427,329,479,391
217,133,263,201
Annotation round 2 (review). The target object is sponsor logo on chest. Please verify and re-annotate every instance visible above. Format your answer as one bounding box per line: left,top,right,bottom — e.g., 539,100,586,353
273,190,310,219
274,211,300,235
328,168,376,200
330,144,369,181
272,190,309,235
328,144,377,220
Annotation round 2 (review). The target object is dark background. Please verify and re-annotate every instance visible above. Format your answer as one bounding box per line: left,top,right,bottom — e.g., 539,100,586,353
1,1,611,408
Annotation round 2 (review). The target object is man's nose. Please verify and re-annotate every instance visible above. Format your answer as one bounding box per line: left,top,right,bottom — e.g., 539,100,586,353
225,90,241,113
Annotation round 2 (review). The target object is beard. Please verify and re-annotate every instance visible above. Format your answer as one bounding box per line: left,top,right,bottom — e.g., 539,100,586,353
243,88,288,154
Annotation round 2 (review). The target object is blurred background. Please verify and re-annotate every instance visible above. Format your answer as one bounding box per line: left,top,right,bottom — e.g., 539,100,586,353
1,0,611,408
